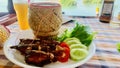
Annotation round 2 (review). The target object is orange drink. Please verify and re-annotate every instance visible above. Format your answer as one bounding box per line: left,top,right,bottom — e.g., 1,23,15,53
13,0,29,30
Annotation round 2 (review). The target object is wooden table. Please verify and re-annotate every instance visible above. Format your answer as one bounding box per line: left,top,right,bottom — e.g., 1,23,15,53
0,16,120,68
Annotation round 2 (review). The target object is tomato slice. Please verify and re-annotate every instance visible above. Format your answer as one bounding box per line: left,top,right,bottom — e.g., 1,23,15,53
60,42,70,50
58,42,70,62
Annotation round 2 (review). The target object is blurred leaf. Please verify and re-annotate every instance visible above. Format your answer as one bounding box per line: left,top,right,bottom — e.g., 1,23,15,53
117,42,120,52
60,0,77,8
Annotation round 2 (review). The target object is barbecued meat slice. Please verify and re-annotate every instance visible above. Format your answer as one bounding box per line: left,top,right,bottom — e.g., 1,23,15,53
10,45,29,55
20,39,41,44
10,43,58,55
10,39,60,54
20,39,59,45
25,51,57,67
10,44,38,55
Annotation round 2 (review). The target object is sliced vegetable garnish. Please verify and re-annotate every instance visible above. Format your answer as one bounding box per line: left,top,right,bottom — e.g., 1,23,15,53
64,37,80,43
58,42,70,62
70,48,88,61
60,42,70,49
58,47,70,62
70,44,87,50
65,40,81,46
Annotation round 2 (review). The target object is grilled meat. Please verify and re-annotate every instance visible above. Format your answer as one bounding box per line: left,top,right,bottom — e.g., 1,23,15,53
10,39,64,67
25,51,57,67
20,39,59,45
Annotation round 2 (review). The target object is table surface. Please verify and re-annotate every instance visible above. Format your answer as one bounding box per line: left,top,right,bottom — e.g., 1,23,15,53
0,17,120,68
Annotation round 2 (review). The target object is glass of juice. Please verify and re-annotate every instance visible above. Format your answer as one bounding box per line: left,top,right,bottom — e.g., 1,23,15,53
13,0,29,30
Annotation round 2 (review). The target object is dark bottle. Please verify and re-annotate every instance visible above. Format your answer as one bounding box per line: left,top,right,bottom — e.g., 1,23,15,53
99,0,114,23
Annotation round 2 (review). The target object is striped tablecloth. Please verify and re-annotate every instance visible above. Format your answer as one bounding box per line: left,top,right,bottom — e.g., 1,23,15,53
0,17,120,68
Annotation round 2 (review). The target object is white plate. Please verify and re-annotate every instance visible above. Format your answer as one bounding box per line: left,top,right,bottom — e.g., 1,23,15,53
3,31,96,68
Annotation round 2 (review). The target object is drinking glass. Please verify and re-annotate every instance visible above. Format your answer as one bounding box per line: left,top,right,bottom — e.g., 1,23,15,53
13,0,29,30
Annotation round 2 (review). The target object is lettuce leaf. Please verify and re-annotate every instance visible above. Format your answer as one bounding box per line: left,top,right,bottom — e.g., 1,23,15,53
58,22,96,47
58,29,71,42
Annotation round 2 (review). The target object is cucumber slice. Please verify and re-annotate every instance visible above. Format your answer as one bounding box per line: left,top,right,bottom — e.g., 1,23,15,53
65,40,81,46
70,44,87,50
64,37,80,43
70,48,88,61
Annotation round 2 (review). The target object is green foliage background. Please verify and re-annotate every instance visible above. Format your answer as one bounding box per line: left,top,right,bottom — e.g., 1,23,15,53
60,0,102,8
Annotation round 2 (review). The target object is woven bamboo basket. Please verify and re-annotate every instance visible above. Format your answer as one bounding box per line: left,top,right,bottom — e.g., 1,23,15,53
29,2,62,39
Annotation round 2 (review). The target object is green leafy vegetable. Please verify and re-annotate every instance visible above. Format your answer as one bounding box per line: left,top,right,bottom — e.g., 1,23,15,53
58,29,71,42
117,42,120,52
58,22,96,46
